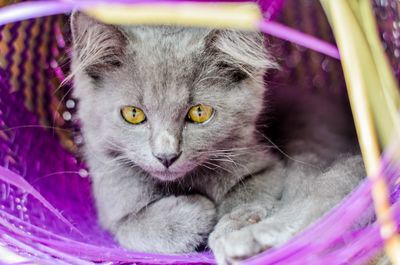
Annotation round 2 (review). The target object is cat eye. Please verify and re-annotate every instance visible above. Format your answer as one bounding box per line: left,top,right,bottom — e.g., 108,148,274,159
121,106,146,124
187,104,214,124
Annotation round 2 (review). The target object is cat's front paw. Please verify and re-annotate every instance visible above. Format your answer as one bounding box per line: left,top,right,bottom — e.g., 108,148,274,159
209,205,269,265
210,219,293,265
116,195,216,253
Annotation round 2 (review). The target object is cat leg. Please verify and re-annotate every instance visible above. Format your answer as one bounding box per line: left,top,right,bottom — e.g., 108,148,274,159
115,194,216,253
92,164,216,253
211,155,364,265
209,162,286,265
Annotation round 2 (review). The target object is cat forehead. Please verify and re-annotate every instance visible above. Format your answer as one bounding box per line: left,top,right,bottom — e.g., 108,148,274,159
121,26,210,53
115,27,210,99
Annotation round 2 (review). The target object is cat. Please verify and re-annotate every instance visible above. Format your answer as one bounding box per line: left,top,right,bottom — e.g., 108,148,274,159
70,12,365,265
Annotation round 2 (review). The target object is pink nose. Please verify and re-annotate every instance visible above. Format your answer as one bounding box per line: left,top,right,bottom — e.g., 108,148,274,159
153,152,182,168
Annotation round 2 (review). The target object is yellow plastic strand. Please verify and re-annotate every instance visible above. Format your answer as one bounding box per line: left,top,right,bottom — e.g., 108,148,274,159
359,1,400,110
84,2,262,30
320,1,400,264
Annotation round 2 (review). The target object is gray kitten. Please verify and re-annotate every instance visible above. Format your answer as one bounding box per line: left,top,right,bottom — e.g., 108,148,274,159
70,12,365,265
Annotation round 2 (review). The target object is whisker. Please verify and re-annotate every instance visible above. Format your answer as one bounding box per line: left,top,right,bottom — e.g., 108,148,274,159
31,171,83,184
203,161,235,175
254,129,320,170
0,125,71,133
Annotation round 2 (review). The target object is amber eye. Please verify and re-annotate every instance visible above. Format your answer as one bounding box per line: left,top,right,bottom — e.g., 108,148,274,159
187,104,214,124
121,106,146,124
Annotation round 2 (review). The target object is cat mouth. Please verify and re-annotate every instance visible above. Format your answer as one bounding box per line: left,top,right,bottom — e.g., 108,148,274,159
149,170,186,181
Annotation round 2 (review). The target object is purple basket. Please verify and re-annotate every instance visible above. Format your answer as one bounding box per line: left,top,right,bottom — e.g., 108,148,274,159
0,0,399,264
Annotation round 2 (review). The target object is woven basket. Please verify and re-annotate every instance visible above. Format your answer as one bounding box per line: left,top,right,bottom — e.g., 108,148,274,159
0,0,399,264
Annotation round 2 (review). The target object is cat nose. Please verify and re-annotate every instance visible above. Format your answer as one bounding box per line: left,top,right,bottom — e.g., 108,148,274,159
153,152,182,168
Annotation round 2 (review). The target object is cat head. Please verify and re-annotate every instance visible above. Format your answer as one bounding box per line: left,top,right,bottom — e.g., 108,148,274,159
71,12,275,181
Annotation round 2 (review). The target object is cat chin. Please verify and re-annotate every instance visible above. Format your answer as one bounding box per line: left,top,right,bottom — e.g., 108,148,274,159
149,170,187,182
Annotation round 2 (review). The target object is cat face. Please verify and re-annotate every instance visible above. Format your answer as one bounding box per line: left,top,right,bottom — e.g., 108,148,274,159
71,13,274,181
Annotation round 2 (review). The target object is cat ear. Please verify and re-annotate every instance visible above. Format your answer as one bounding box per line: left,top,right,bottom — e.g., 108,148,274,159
70,12,128,80
204,30,277,82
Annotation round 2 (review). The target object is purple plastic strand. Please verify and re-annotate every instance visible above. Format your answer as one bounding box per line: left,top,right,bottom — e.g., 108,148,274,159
0,166,80,234
33,243,94,265
0,227,89,265
0,213,153,263
325,227,382,265
0,209,87,244
316,201,400,265
0,234,69,265
0,1,76,26
0,257,35,265
259,20,341,59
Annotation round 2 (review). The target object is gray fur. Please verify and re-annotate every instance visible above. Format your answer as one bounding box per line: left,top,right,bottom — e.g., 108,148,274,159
71,13,364,263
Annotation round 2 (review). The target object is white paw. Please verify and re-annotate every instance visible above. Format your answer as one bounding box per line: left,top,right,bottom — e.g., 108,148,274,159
210,220,293,265
209,205,270,265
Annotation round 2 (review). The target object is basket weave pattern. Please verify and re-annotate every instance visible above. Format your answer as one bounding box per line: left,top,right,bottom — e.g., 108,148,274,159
0,0,400,264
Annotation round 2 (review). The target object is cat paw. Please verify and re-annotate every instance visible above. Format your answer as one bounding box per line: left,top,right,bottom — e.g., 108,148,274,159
209,205,269,265
116,195,216,253
210,220,293,265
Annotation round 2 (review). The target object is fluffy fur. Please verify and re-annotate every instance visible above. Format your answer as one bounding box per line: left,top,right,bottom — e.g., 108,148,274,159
71,12,364,264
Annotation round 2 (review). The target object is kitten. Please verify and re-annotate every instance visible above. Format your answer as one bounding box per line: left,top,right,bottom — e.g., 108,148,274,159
70,12,365,265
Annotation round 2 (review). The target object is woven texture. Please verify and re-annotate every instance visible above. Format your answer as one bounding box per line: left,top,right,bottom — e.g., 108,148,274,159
0,0,399,264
